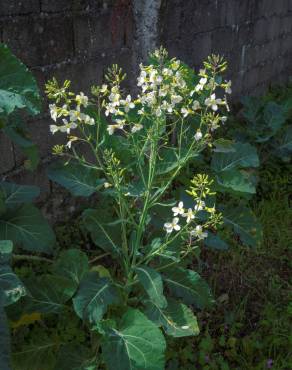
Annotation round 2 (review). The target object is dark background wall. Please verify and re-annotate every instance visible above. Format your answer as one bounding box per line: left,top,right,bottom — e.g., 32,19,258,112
0,0,292,201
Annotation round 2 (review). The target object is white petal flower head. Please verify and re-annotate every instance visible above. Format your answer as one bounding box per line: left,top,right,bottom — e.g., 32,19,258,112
205,93,222,111
131,123,143,133
76,92,88,107
183,208,195,223
194,130,203,141
194,200,205,211
121,95,135,113
164,217,181,234
191,225,208,240
171,95,183,105
221,116,228,123
107,125,116,135
49,104,58,122
181,107,189,118
172,201,184,216
84,115,95,125
50,124,59,134
192,100,201,111
195,77,207,92
225,80,232,94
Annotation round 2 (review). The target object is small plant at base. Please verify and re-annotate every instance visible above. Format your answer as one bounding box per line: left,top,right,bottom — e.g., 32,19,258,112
44,48,230,370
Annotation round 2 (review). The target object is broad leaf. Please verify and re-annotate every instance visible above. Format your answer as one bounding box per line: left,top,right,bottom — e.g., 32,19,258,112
0,182,39,207
0,204,55,254
0,44,41,116
12,337,58,370
144,299,200,337
204,232,229,250
135,266,167,308
53,249,89,288
156,148,197,175
163,267,213,309
24,275,75,314
0,240,26,307
73,272,119,324
211,142,259,172
48,161,104,197
54,344,93,370
82,208,122,256
216,169,256,194
102,308,166,370
222,205,263,247
273,126,292,162
263,101,286,133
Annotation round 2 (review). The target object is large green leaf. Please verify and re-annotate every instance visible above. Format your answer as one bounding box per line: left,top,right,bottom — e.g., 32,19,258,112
263,101,286,133
273,126,292,162
24,275,75,314
82,209,122,256
53,249,89,289
211,143,259,172
0,182,39,207
156,148,197,175
12,337,58,370
135,266,167,308
54,344,93,370
4,118,40,171
0,301,11,370
0,240,26,307
216,169,257,194
163,267,213,309
102,308,166,370
0,204,55,254
0,44,41,116
144,299,200,338
204,232,229,250
73,272,119,324
222,205,263,247
48,161,104,197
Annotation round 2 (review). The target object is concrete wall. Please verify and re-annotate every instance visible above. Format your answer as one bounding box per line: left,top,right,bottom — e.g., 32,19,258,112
0,0,292,199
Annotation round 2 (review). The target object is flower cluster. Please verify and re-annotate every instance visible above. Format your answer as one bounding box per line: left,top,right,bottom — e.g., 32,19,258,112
49,91,95,148
164,200,208,240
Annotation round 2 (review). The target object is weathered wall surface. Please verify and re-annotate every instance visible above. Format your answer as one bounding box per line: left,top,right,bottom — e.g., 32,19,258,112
0,0,292,200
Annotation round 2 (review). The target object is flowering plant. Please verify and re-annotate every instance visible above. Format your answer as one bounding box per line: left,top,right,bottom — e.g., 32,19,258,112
45,48,231,369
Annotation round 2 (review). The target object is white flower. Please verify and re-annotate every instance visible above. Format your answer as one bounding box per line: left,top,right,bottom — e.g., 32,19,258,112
131,123,143,133
115,119,125,130
194,200,205,211
107,125,116,135
192,100,200,111
49,104,58,122
59,119,77,134
76,92,88,107
191,225,208,240
100,84,108,93
172,201,184,216
84,115,95,125
181,107,189,117
225,80,232,94
164,217,181,234
109,90,120,106
205,93,222,111
195,77,207,92
221,116,227,123
104,182,112,188
183,208,194,223
105,103,118,116
137,69,147,86
171,95,183,105
120,95,135,112
171,60,180,70
50,124,59,134
194,130,203,141
162,68,173,77
155,107,162,117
